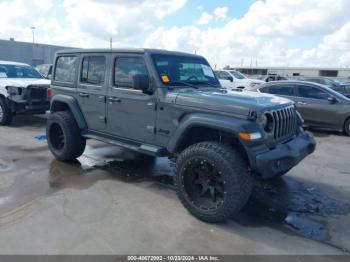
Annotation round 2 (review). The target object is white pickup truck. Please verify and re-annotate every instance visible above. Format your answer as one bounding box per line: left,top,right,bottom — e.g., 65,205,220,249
0,60,51,125
215,69,264,90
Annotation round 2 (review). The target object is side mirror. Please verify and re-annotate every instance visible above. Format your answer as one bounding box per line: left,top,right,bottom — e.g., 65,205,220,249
133,74,151,94
328,96,337,104
228,76,234,82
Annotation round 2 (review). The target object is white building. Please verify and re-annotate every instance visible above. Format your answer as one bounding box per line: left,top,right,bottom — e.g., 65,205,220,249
230,66,350,81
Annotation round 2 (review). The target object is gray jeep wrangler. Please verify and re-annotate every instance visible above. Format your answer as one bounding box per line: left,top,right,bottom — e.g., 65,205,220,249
46,49,316,223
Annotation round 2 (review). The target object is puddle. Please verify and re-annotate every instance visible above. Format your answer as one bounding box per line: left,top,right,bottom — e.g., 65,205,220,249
285,212,329,241
0,159,12,172
241,177,350,243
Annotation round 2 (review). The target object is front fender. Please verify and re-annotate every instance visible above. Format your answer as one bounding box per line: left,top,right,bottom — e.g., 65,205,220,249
166,113,260,153
50,94,87,130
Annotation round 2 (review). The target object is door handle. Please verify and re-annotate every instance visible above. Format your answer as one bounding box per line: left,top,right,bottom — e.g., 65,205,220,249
79,93,89,98
297,101,307,105
108,97,121,103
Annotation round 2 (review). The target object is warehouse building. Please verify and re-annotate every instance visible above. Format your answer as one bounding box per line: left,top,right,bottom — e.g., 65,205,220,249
231,66,350,82
0,39,72,66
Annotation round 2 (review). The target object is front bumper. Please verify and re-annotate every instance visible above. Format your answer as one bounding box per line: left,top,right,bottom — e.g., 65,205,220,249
251,131,316,179
7,86,50,114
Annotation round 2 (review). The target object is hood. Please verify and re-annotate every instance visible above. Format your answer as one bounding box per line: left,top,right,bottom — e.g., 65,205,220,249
175,88,293,117
0,78,50,88
236,78,265,84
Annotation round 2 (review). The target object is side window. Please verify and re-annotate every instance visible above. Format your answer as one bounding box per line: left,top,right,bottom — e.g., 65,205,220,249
269,85,294,96
54,56,77,83
297,85,328,100
344,86,350,93
80,56,106,85
218,71,230,80
114,57,148,89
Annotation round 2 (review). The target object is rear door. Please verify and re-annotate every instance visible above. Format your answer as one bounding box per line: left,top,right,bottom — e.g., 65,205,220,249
265,83,297,102
77,54,108,131
295,84,341,127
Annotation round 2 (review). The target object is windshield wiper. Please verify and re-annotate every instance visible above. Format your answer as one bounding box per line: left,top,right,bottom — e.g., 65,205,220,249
169,81,199,89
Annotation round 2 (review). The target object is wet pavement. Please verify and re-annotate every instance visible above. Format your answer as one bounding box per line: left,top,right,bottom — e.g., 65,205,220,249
0,115,350,254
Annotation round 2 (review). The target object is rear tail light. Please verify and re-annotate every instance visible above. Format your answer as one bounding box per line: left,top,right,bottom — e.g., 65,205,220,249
47,89,53,99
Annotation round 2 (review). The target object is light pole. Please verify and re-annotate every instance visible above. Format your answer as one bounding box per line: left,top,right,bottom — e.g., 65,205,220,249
31,26,36,44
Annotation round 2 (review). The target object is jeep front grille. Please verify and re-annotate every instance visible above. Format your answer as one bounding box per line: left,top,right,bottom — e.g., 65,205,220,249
271,106,297,140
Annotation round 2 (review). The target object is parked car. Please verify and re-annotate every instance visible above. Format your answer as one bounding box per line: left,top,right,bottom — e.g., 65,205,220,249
298,77,341,88
214,69,264,89
252,81,350,136
294,77,350,98
46,48,315,223
262,73,289,83
35,64,53,79
0,60,51,125
332,84,350,98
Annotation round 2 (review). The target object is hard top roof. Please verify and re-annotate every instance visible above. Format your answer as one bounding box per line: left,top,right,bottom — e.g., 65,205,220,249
55,48,202,58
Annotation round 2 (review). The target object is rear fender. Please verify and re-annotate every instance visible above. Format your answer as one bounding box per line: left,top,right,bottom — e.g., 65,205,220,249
50,94,87,130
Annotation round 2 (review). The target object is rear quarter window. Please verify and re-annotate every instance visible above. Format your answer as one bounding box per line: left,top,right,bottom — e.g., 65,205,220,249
54,56,77,83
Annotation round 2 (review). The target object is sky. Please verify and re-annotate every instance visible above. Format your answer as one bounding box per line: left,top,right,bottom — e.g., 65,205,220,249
0,0,350,68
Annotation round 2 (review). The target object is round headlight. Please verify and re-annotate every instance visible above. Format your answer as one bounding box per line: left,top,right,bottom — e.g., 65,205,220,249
262,113,274,133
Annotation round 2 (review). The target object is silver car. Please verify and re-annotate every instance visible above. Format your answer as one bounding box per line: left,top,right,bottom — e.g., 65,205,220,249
251,80,350,136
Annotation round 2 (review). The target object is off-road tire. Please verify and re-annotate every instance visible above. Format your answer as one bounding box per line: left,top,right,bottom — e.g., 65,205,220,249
47,111,86,161
174,142,252,223
0,97,13,125
344,118,350,136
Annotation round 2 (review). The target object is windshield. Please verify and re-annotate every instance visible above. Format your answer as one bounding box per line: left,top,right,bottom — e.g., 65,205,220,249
230,71,247,80
0,64,43,79
152,54,220,87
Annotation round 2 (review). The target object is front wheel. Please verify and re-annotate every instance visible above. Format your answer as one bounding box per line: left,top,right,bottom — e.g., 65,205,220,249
344,118,350,136
0,97,13,125
46,111,86,161
174,142,252,223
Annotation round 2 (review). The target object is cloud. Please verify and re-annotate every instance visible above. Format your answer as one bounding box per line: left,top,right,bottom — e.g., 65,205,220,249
213,7,228,20
0,0,54,42
145,0,350,68
0,0,187,47
196,12,213,25
61,0,187,45
1,0,350,68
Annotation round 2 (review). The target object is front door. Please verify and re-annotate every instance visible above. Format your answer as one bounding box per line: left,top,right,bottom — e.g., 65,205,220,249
295,84,341,128
106,55,156,143
77,54,108,131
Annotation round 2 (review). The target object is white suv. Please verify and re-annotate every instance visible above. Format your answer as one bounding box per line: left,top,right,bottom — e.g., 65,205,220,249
215,70,264,90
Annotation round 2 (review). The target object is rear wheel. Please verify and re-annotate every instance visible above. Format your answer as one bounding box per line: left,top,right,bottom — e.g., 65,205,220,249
345,118,350,136
0,97,13,125
47,111,86,161
174,142,252,223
